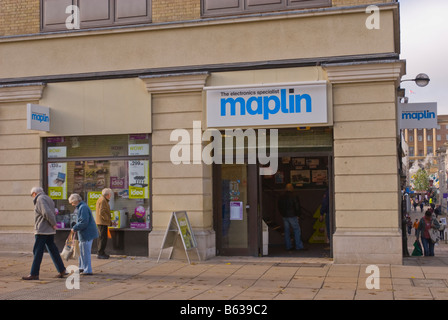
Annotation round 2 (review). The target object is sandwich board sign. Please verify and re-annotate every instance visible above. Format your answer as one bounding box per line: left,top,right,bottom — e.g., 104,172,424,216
157,211,200,264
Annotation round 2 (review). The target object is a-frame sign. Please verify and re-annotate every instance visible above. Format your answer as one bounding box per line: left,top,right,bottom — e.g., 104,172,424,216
157,211,200,264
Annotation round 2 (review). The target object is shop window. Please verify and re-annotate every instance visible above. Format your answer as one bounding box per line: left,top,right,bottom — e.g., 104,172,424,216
201,0,331,17
44,134,151,231
41,0,151,32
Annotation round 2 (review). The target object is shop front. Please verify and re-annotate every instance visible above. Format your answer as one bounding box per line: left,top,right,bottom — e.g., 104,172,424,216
205,73,334,258
0,3,405,264
39,78,152,256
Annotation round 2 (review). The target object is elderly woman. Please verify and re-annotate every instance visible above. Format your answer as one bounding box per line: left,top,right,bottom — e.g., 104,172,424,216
69,193,98,275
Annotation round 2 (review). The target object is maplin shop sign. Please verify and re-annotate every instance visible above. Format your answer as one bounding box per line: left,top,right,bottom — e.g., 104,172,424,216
399,102,438,129
27,103,50,132
205,82,330,128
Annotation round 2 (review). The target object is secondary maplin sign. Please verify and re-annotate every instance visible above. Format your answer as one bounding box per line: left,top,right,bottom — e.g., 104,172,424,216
27,103,50,132
399,102,437,129
205,82,329,128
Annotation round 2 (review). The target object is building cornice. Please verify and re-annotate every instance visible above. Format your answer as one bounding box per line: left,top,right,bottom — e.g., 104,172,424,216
0,83,46,103
323,60,406,85
140,72,209,94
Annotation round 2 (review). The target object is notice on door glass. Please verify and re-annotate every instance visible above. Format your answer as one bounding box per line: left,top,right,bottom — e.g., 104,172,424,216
230,201,243,220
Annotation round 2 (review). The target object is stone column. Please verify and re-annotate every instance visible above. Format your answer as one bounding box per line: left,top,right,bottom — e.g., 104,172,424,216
324,61,405,264
140,72,216,261
0,83,45,251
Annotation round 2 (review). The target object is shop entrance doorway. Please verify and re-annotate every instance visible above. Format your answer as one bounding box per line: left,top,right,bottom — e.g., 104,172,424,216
213,163,260,256
213,128,333,257
261,154,333,258
213,154,333,258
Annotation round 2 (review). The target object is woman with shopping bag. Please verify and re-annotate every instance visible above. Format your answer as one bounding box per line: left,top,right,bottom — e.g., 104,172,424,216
69,193,99,275
416,210,440,257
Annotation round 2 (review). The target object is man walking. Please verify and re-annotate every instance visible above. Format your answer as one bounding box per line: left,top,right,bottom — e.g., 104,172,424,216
96,188,113,259
22,187,66,280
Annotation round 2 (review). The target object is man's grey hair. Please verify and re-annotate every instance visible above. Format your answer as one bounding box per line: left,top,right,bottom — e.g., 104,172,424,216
30,187,44,195
102,188,113,196
68,193,83,203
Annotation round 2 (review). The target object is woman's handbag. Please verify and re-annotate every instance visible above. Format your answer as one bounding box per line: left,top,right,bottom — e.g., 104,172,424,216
61,232,79,261
429,227,440,243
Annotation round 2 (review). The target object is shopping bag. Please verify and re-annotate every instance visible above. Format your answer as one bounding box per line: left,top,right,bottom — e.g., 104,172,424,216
72,234,80,260
411,240,423,256
61,232,78,261
430,227,440,244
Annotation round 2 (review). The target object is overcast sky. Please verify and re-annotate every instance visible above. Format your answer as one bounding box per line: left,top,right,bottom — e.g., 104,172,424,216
399,0,448,114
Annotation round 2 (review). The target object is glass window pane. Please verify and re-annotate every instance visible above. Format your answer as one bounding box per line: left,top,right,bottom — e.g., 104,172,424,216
47,134,150,158
221,164,249,249
46,134,151,230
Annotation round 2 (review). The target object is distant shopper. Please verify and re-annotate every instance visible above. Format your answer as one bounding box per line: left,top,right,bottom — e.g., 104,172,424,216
406,215,412,235
22,187,66,280
416,210,440,256
69,193,99,275
435,205,441,217
420,202,424,212
439,220,445,240
278,183,304,251
413,219,419,236
96,188,113,259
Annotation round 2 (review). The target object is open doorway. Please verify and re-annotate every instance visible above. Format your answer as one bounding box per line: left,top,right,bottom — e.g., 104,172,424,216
261,154,333,258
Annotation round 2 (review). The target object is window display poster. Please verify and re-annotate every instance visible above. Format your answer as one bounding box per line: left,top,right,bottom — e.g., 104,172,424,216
87,191,102,211
128,160,149,199
48,163,67,199
47,146,67,158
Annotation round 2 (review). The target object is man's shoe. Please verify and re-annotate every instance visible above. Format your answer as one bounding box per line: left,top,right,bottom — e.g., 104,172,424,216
55,269,68,278
80,272,93,276
97,254,110,259
22,275,39,280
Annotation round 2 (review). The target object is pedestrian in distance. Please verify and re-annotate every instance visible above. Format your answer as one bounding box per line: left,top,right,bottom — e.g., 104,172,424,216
413,219,419,236
439,220,445,241
416,210,440,257
69,193,99,275
277,183,304,251
420,201,424,212
96,188,113,259
406,215,412,235
22,187,66,280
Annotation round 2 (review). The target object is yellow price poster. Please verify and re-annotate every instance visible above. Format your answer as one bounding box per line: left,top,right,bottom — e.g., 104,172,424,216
48,163,67,199
129,160,149,199
87,191,102,211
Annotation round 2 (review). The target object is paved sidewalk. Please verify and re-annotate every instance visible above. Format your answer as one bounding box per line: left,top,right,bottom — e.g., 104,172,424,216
1,209,447,301
1,246,448,301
